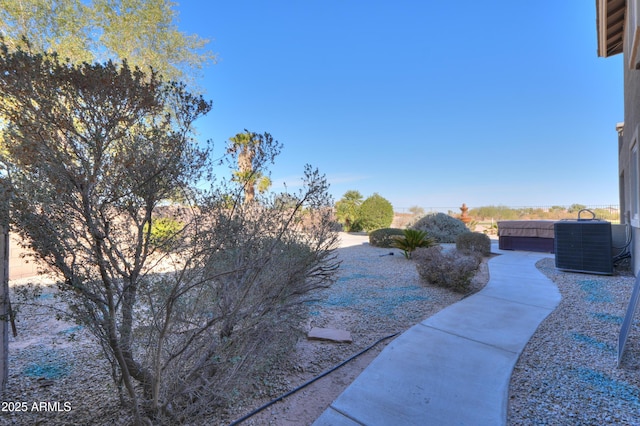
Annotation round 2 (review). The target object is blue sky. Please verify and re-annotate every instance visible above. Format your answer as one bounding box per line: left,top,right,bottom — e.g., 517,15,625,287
177,1,623,212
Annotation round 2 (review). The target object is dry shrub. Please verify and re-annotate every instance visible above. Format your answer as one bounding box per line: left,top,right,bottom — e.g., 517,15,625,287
413,246,481,293
456,232,491,256
0,44,341,424
410,212,470,243
369,228,404,248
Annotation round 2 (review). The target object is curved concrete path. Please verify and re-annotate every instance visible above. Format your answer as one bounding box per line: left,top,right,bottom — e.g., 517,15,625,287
313,246,561,426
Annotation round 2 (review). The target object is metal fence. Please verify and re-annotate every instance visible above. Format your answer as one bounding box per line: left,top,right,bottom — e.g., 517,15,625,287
395,205,621,221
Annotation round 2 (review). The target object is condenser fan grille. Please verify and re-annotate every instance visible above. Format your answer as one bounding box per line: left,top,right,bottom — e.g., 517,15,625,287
554,221,613,275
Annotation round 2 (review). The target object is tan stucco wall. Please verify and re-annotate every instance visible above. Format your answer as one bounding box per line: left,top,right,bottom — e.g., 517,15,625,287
8,234,39,280
622,47,640,275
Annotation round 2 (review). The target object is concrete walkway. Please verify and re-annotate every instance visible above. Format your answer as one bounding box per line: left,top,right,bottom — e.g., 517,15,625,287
313,246,561,426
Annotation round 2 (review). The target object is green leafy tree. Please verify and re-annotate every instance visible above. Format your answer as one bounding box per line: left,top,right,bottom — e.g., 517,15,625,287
0,0,214,84
359,193,394,232
0,45,339,423
568,203,587,214
335,190,363,231
0,0,92,61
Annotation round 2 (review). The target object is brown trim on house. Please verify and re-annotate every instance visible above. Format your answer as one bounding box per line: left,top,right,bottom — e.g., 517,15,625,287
597,0,625,57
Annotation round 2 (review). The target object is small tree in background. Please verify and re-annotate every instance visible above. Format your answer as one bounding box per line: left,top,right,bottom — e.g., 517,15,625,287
409,205,425,217
335,190,363,231
227,130,277,204
359,193,394,232
568,203,587,214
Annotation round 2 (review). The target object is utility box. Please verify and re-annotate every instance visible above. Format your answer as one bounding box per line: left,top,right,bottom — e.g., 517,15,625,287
554,220,613,275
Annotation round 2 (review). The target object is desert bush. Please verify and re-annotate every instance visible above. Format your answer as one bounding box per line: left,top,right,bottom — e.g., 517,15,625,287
391,229,436,258
359,193,394,231
145,217,185,251
456,232,491,256
591,208,619,221
0,45,340,424
467,205,519,221
413,246,481,293
411,212,470,243
369,228,405,248
184,213,338,412
465,219,478,231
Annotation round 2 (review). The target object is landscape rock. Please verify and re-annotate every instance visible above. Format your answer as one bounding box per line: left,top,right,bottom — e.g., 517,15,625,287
307,327,352,343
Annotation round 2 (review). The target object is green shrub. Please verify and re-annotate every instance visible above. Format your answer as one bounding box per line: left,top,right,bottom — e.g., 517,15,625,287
391,229,436,259
413,246,481,293
146,217,184,251
456,232,491,256
410,212,470,243
369,228,405,248
467,205,519,221
359,193,394,232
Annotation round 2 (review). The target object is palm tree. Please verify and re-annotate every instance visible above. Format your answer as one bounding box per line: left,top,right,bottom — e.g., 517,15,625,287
227,131,271,203
335,190,364,231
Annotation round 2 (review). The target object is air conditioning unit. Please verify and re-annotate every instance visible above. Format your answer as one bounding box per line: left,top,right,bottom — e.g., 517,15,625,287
554,220,613,275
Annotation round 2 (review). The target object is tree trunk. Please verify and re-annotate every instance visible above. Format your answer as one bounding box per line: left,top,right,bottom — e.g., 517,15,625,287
0,222,9,394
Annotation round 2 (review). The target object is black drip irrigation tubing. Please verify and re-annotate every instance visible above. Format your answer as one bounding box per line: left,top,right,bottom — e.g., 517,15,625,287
227,331,400,426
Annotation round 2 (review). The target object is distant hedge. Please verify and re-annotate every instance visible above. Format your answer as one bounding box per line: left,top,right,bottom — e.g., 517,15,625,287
369,228,404,248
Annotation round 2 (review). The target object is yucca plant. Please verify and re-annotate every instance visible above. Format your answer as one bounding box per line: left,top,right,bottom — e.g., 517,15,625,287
391,229,436,259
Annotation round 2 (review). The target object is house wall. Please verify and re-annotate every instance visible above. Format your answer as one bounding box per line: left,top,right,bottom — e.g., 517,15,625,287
8,234,39,280
622,46,640,275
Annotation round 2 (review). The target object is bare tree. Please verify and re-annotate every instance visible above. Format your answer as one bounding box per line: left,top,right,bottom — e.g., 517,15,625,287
0,44,339,424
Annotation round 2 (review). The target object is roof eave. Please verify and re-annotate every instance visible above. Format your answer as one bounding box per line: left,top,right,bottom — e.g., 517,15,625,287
596,0,625,57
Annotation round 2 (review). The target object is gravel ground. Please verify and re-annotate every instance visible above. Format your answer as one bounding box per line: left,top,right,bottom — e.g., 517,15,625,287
4,234,638,425
2,280,126,425
222,235,488,425
508,258,640,425
0,234,484,425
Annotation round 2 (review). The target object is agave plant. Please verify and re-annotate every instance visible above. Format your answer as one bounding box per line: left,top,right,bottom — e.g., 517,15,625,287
391,229,436,259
